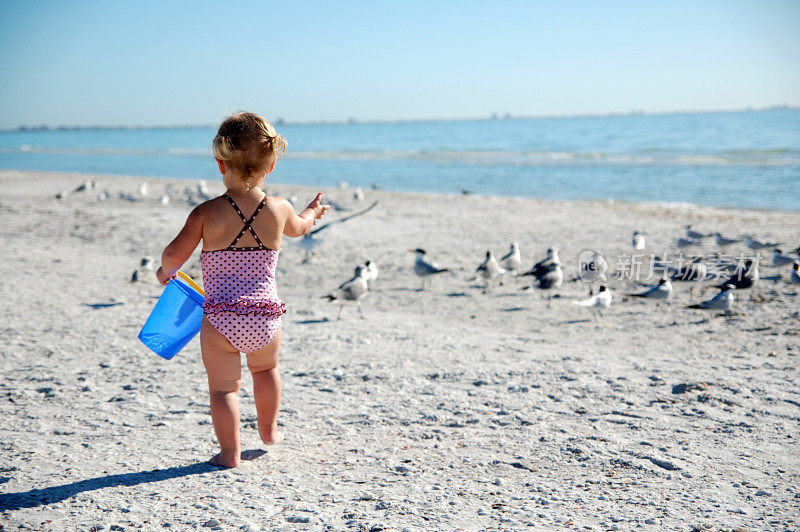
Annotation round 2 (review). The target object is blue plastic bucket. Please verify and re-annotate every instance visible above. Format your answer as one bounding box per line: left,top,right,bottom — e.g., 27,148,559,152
138,275,205,359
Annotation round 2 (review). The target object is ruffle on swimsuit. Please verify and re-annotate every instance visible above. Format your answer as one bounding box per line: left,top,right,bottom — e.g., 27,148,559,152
201,194,286,353
203,297,286,317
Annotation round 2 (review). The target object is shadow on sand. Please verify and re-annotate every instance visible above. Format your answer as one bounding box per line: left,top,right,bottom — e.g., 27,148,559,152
0,450,266,512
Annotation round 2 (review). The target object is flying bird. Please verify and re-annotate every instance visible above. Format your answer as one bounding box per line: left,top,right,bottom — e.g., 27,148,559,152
298,200,379,262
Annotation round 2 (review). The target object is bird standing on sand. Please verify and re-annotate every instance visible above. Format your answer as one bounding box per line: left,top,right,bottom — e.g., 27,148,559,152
714,233,741,247
534,263,563,308
476,250,505,293
521,247,560,278
744,235,781,250
325,265,369,320
772,249,794,268
364,260,379,287
137,183,149,198
716,259,759,293
676,237,702,249
411,248,449,290
631,277,672,301
575,285,612,318
689,284,734,311
685,225,712,240
632,231,646,250
499,242,522,277
791,262,800,286
73,180,96,194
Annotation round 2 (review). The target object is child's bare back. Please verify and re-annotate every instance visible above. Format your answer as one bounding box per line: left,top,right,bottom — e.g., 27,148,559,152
156,112,329,467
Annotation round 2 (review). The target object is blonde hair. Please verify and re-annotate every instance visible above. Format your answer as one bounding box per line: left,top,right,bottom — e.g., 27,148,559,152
212,112,287,181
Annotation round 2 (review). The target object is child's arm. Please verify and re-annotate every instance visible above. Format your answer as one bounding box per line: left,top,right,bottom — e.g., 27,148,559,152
282,193,330,237
156,205,203,284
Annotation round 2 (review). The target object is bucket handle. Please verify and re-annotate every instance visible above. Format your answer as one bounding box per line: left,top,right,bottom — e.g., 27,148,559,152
175,270,205,296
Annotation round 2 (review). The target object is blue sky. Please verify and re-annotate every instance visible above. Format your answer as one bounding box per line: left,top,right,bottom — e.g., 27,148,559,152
0,1,798,128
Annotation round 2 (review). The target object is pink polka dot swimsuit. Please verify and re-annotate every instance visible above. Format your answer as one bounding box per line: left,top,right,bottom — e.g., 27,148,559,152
201,194,286,353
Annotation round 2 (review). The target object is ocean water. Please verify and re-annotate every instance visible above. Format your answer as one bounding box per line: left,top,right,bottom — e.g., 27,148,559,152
1,109,798,210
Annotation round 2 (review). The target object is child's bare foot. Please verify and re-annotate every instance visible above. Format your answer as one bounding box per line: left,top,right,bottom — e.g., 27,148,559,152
259,424,284,445
209,451,241,468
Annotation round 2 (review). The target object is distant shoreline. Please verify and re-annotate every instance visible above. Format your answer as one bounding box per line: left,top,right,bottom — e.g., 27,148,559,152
3,105,797,133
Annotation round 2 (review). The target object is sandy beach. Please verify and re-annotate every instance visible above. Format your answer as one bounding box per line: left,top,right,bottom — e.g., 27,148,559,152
1,169,798,531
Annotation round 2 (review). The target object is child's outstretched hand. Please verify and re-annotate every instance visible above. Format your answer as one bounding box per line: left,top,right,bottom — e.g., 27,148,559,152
307,193,331,225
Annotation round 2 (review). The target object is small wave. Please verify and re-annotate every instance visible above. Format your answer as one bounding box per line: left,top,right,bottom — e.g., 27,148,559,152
1,146,798,167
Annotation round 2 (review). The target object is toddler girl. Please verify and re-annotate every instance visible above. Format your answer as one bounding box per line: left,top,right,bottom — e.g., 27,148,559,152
156,112,329,467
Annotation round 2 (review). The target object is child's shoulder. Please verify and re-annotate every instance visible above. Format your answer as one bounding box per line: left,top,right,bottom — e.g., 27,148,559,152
187,196,227,221
266,195,293,213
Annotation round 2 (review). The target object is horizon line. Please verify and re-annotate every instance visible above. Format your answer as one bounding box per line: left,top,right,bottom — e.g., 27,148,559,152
3,104,797,132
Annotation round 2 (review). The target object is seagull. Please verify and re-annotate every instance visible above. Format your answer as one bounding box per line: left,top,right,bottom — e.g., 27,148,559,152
676,237,702,248
96,190,110,202
499,242,522,277
772,249,795,268
689,284,734,311
137,183,149,197
685,225,712,240
744,235,781,250
130,270,140,283
298,200,379,262
324,265,369,320
716,259,759,291
521,247,560,278
476,250,505,293
73,180,96,194
632,231,646,250
791,262,800,286
364,260,379,287
410,248,449,290
534,263,563,308
140,256,155,270
353,187,364,201
714,233,741,247
118,192,139,202
159,194,170,205
630,277,673,301
574,285,612,318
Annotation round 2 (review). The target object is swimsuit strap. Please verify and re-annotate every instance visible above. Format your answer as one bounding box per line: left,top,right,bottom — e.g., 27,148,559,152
222,194,268,249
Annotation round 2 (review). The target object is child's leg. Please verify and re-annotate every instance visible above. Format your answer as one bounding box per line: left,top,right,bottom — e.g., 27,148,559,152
246,327,283,445
200,317,243,468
